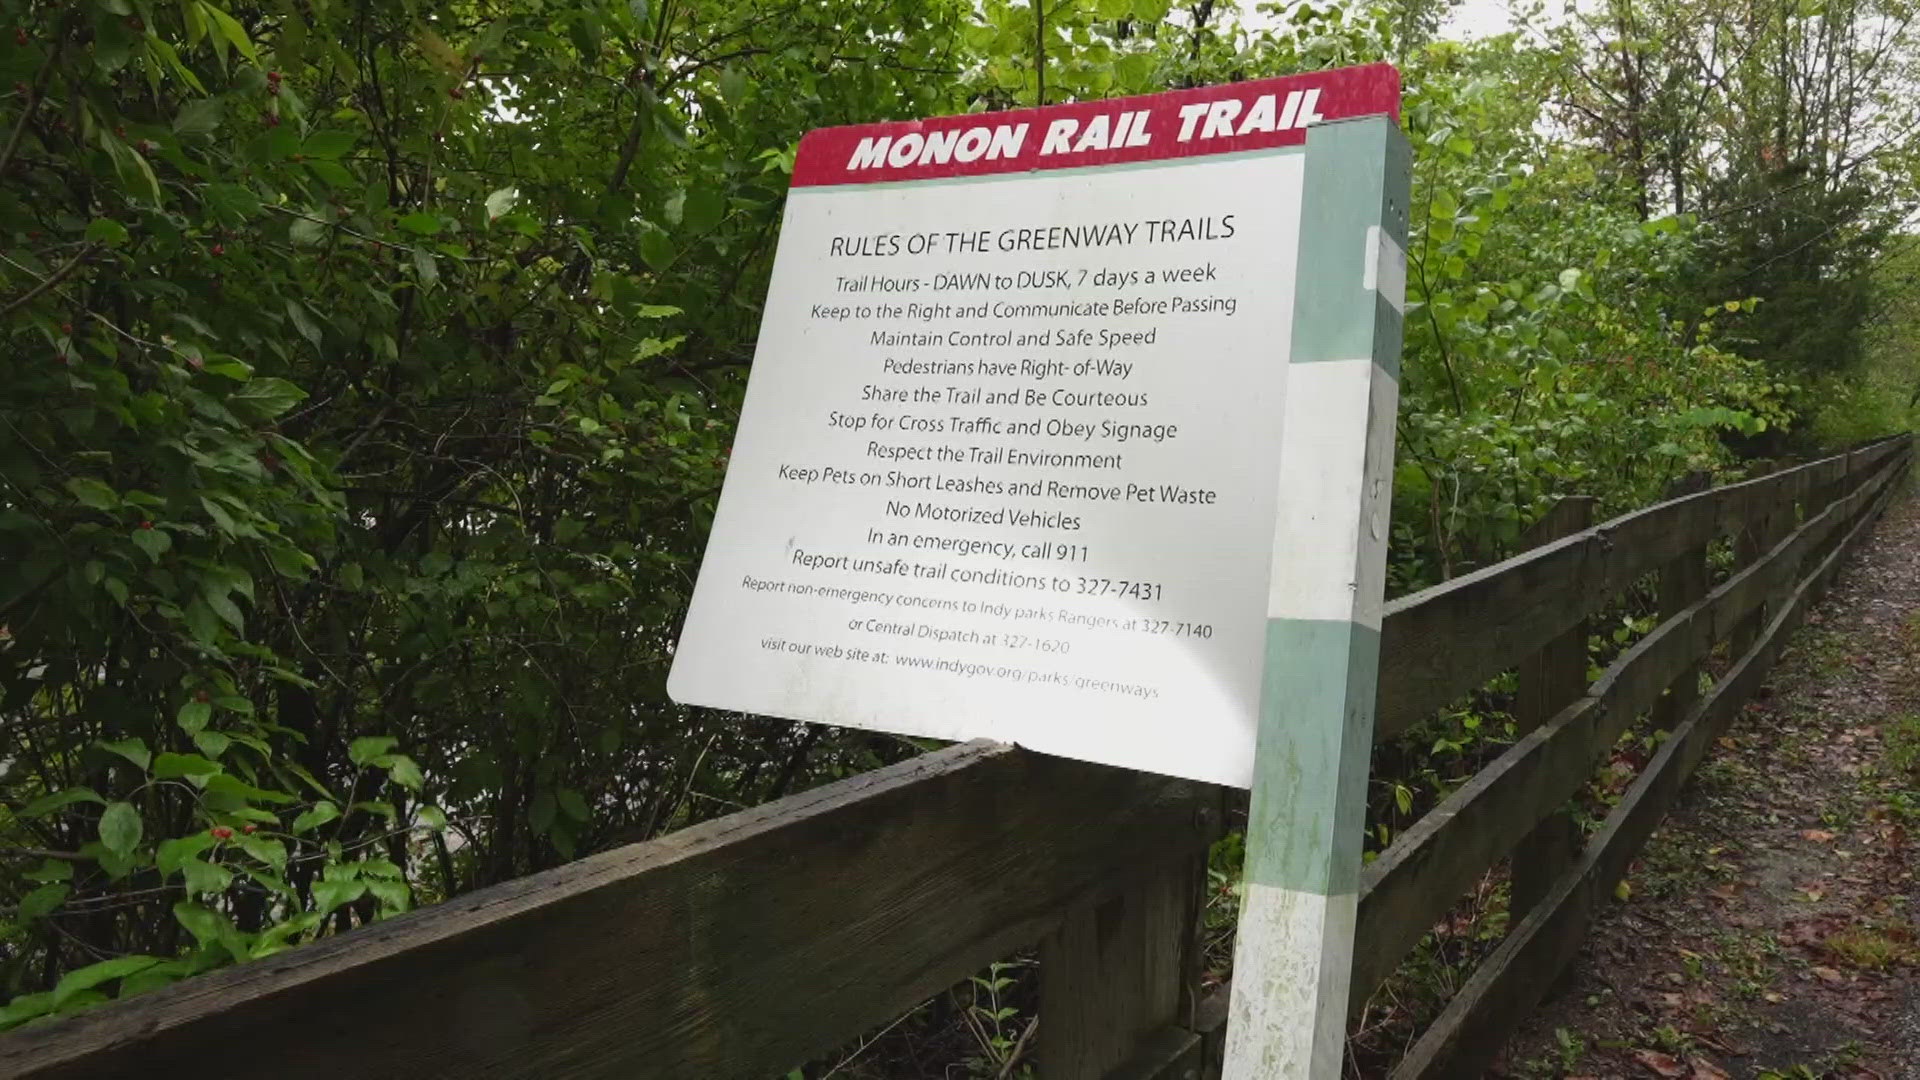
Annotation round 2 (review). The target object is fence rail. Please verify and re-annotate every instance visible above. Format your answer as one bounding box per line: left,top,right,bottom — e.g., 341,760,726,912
1,435,1909,1080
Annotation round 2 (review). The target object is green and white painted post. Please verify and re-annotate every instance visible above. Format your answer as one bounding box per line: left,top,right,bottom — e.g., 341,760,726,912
1222,114,1410,1077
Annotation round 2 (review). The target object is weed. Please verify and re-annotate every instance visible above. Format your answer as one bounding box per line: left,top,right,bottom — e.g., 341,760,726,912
1886,713,1920,779
958,961,1035,1079
1823,923,1915,969
1552,1026,1587,1072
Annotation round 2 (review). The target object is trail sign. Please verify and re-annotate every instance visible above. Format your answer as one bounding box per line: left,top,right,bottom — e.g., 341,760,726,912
669,65,1409,1075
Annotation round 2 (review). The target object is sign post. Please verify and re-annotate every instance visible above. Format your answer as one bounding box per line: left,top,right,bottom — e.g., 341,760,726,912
668,67,1407,1078
1220,115,1410,1078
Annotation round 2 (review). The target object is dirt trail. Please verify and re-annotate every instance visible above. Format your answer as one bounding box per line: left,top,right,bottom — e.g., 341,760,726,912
1500,483,1920,1080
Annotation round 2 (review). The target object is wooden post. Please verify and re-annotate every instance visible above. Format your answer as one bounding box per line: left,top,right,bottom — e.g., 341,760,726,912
1223,114,1409,1079
1653,472,1711,730
1730,460,1776,659
1042,853,1209,1080
1509,497,1595,923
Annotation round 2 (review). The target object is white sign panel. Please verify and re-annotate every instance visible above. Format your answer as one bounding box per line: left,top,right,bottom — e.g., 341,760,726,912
670,68,1401,787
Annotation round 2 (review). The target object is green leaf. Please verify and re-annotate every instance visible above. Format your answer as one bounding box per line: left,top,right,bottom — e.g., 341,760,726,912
484,186,519,220
682,187,725,234
415,805,448,831
289,215,328,245
24,858,72,883
285,301,324,348
157,832,216,877
557,787,589,822
302,130,356,159
132,527,171,560
192,729,233,758
173,97,223,135
101,134,161,205
306,159,355,186
20,787,104,818
206,590,245,632
85,218,131,246
364,877,410,911
172,901,247,960
639,230,675,271
385,754,424,791
99,738,151,772
292,801,340,833
204,774,296,805
0,992,55,1031
52,956,162,1009
229,377,308,419
99,801,143,857
65,476,119,510
397,212,443,235
177,700,212,734
154,752,223,785
199,2,260,64
19,882,69,920
412,246,439,290
182,858,234,894
312,878,366,913
349,736,398,766
236,833,288,871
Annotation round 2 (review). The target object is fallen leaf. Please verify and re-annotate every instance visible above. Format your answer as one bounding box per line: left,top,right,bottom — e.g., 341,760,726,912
1690,1057,1733,1080
1812,965,1844,983
1636,1049,1688,1078
1803,829,1835,842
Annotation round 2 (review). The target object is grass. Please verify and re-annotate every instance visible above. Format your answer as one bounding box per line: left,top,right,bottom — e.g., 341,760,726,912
1823,923,1916,970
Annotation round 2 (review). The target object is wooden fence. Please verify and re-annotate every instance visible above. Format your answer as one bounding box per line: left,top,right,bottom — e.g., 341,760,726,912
1,434,1909,1080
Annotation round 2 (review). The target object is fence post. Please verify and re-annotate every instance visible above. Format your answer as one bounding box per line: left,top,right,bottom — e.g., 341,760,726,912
1509,496,1595,923
1041,848,1210,1080
1729,460,1777,659
1653,472,1712,731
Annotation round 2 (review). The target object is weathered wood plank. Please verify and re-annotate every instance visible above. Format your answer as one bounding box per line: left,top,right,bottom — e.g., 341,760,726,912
1041,854,1205,1079
1512,497,1596,924
1386,449,1907,1080
0,742,1216,1080
1654,472,1712,730
1349,447,1908,1009
1374,447,1854,738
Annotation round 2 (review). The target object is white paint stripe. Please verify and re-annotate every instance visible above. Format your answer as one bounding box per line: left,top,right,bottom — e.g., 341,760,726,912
1363,224,1406,313
1224,883,1357,1077
1266,358,1397,630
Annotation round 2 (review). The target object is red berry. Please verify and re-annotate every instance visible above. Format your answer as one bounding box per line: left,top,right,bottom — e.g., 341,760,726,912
267,70,280,82
241,824,258,834
263,113,279,127
60,322,71,333
211,243,224,256
115,125,126,138
139,520,153,530
195,689,210,702
13,29,26,47
448,86,464,100
211,826,233,840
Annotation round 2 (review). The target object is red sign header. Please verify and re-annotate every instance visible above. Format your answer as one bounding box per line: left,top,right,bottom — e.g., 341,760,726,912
791,63,1399,188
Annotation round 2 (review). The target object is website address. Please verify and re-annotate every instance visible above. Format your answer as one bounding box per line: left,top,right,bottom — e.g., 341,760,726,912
890,653,1159,699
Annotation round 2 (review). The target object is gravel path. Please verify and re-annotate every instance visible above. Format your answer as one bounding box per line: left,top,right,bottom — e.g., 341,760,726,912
1499,480,1920,1080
